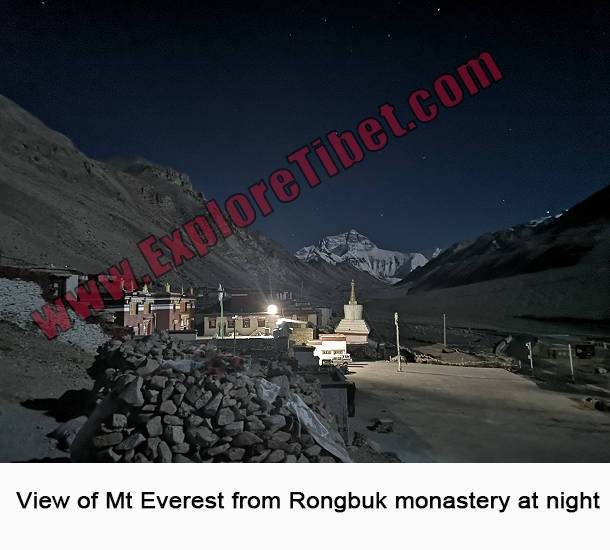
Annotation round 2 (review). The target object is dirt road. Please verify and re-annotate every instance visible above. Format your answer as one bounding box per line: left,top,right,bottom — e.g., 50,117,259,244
350,361,610,462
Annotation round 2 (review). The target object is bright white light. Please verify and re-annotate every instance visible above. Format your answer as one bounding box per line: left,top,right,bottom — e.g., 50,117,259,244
266,304,278,315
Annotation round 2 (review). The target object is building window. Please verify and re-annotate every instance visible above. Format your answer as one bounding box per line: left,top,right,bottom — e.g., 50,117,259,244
144,302,151,314
129,302,137,315
257,317,266,328
208,317,216,329
228,317,235,328
243,318,250,328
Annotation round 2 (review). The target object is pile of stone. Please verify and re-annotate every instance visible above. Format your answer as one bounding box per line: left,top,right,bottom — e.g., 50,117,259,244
71,332,347,463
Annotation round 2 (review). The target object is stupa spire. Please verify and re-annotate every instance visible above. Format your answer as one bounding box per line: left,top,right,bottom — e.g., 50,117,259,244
349,279,357,305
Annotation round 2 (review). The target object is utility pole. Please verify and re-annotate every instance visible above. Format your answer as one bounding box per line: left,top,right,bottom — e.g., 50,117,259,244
395,312,402,373
443,313,447,348
568,344,576,383
232,315,238,355
526,342,534,372
218,283,225,338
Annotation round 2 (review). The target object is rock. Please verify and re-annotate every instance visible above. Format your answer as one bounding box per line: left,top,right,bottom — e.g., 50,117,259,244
177,402,194,418
171,442,190,454
225,447,246,461
115,433,145,451
122,449,135,462
149,375,167,390
595,367,608,375
207,443,231,457
263,415,286,433
159,400,178,415
273,431,291,443
187,426,219,448
221,396,237,407
285,442,302,455
231,431,263,447
118,376,144,407
232,387,249,402
186,415,204,428
171,393,184,407
222,421,244,436
202,393,222,417
246,417,265,432
369,418,394,433
125,354,146,368
92,432,123,448
133,453,150,463
303,445,322,458
145,416,163,437
49,416,87,450
220,381,234,394
81,335,348,463
164,425,185,445
137,358,159,376
144,389,160,403
111,414,128,429
161,383,175,402
184,385,203,405
248,450,271,462
265,449,285,463
157,441,172,463
163,415,183,426
266,439,284,451
144,437,161,459
216,407,235,426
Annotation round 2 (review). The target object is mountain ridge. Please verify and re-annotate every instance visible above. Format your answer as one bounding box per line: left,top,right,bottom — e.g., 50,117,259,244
0,94,384,307
296,229,433,283
397,185,610,293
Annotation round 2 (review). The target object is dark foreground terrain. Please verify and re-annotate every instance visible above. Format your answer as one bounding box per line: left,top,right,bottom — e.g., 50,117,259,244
0,321,93,462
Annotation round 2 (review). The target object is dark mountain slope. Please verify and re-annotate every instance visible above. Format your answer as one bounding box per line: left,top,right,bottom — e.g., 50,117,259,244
398,185,609,292
0,95,383,306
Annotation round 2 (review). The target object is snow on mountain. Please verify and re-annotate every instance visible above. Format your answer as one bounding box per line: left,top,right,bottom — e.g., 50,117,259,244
295,229,431,283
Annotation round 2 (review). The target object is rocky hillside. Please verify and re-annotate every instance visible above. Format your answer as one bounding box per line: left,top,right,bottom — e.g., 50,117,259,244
296,229,431,283
365,185,610,337
398,185,610,293
0,95,383,306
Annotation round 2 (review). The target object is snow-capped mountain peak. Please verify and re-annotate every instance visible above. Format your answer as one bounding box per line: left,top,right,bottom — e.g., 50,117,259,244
295,229,434,283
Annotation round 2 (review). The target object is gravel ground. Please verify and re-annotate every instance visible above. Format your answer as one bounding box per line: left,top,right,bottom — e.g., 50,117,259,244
350,360,610,462
0,321,94,462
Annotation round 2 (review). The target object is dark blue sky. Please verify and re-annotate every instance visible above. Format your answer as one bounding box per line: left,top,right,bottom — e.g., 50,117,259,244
2,1,608,253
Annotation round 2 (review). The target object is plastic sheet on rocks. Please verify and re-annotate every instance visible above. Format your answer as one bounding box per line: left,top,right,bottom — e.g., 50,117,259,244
257,378,352,463
162,359,204,373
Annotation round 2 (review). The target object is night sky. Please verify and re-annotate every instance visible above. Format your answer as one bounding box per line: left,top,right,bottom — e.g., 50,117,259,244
2,1,609,254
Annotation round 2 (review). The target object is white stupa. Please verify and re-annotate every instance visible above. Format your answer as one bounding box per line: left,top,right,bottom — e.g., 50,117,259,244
334,279,370,344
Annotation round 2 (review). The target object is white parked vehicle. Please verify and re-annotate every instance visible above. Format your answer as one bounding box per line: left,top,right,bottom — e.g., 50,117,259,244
318,351,352,367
